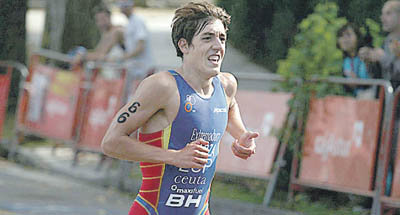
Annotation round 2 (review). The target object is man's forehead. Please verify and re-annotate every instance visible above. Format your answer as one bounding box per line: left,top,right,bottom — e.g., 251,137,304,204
383,2,400,13
198,20,226,35
200,31,226,36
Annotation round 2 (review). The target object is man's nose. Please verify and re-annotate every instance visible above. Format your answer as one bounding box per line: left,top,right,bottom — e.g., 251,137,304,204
212,38,224,50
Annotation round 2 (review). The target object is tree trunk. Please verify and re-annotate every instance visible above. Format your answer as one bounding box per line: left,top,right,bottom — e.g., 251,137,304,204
0,0,27,111
42,0,102,53
47,0,68,52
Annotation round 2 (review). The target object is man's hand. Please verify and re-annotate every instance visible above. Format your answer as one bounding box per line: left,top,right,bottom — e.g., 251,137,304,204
170,139,210,169
359,47,384,62
72,53,84,66
391,39,400,57
231,131,259,160
358,47,371,62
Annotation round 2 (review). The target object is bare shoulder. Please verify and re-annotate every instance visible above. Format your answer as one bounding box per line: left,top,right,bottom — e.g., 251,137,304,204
136,71,177,100
218,72,238,98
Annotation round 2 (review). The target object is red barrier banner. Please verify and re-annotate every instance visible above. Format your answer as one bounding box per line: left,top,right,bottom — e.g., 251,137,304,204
299,96,380,191
391,127,400,198
78,75,125,152
21,64,82,140
216,91,292,179
0,71,11,138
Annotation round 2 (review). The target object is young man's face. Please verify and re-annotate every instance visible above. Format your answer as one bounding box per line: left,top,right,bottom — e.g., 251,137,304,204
381,2,400,33
183,19,227,77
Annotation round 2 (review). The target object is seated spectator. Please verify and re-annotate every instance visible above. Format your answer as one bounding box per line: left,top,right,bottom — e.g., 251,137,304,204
337,23,373,98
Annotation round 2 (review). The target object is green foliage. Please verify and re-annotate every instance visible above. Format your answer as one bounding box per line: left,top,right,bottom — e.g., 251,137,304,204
42,0,102,53
0,0,27,111
278,2,345,82
276,2,347,155
365,18,384,48
277,2,346,100
217,0,386,72
62,0,103,52
338,0,385,28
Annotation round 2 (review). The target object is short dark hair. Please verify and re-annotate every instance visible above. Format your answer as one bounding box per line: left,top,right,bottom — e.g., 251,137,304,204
93,4,111,16
171,1,231,58
336,23,363,57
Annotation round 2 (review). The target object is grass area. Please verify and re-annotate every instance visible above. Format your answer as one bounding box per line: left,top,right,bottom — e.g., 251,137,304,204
212,174,266,204
211,174,370,215
1,114,16,139
1,114,62,148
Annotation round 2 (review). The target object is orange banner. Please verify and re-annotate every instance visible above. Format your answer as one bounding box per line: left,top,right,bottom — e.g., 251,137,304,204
78,74,125,152
216,91,291,179
299,96,381,191
0,71,11,138
391,123,400,198
21,64,82,140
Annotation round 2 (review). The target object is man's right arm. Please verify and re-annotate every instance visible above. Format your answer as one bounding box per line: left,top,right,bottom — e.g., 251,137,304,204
87,27,125,61
101,72,210,168
359,47,385,63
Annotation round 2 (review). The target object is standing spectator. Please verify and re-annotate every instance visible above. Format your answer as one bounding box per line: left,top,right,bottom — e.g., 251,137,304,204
359,0,400,195
359,0,400,89
118,0,155,101
337,23,372,98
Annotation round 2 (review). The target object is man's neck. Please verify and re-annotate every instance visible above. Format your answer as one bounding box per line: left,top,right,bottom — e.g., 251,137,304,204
176,66,214,97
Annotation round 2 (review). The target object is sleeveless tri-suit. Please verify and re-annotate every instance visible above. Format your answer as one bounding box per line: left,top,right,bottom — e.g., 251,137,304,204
129,70,228,215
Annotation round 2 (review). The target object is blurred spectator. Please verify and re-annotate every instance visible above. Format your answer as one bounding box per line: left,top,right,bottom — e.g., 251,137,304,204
337,23,373,98
359,0,400,196
72,4,125,65
359,0,400,89
117,0,155,101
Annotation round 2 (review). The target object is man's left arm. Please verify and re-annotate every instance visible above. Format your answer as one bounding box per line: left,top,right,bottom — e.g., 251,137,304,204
222,73,259,160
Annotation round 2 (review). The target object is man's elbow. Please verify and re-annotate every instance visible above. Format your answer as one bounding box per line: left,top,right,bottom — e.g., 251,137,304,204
101,136,117,157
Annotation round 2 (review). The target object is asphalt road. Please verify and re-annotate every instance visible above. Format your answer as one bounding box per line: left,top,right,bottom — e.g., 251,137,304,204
0,156,300,215
0,159,132,215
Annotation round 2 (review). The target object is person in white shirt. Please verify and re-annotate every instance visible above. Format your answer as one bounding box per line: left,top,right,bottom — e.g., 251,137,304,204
118,0,155,101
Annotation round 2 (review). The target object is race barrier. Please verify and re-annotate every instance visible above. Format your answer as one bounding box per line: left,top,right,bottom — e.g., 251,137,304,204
288,77,393,215
0,61,28,145
298,96,380,190
381,86,400,214
9,53,400,213
74,62,126,159
14,50,86,152
216,72,292,206
11,49,140,170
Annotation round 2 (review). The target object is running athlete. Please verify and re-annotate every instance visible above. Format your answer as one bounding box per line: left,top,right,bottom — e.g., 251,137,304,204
101,2,259,215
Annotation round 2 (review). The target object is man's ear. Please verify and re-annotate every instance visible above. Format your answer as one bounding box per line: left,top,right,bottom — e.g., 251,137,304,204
178,38,189,55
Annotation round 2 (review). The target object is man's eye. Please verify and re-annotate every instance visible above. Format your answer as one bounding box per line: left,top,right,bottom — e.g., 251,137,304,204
203,37,211,40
